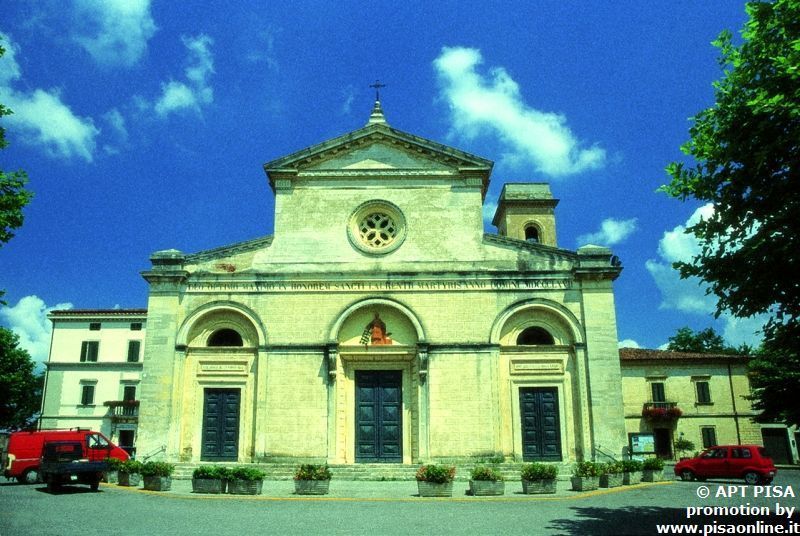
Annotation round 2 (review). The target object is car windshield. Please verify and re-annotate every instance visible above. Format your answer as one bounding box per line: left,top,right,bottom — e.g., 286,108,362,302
87,433,110,449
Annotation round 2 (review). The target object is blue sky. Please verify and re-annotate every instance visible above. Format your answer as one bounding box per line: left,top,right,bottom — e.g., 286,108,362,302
0,1,765,365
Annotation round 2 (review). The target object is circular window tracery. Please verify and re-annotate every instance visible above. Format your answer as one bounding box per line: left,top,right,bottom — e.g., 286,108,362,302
348,200,407,255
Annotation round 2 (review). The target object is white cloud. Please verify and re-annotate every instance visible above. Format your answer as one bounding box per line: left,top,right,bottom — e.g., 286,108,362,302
618,339,640,349
0,296,73,368
0,33,99,162
73,0,156,67
433,46,605,177
646,204,767,347
577,217,638,247
154,35,214,117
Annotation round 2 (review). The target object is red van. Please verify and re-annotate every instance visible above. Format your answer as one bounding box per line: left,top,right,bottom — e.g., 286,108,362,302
3,429,129,484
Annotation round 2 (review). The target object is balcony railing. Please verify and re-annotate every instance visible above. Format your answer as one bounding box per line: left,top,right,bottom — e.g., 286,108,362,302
104,400,139,423
642,401,682,421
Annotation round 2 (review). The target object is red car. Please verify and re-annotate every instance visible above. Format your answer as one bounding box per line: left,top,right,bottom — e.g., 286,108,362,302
674,445,777,485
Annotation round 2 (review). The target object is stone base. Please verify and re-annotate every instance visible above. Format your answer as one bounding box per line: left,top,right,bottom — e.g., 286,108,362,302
294,479,330,495
228,479,263,495
192,478,225,494
600,473,623,488
143,475,172,491
623,471,642,485
417,481,454,497
571,476,599,491
521,479,557,494
468,480,505,496
118,472,140,487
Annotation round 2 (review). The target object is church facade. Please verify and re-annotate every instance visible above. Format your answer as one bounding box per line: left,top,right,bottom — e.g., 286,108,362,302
136,103,626,465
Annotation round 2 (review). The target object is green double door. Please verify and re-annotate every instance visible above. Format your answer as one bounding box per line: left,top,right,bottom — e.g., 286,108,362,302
520,387,562,461
355,371,402,463
201,388,240,461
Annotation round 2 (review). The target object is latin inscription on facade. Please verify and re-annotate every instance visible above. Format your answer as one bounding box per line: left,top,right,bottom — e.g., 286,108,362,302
186,278,572,293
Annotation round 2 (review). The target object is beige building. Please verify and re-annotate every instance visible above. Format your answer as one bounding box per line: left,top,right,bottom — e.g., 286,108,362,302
619,348,796,463
134,102,627,466
39,309,146,455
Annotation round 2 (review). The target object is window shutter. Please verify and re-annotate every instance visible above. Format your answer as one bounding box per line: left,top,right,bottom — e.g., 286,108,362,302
127,340,141,362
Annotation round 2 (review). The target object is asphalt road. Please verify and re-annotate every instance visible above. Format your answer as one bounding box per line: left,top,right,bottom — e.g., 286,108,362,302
2,472,799,536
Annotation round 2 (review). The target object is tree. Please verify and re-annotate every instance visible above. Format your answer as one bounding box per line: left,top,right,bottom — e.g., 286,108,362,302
1,42,34,304
666,326,752,355
661,1,800,424
0,327,43,430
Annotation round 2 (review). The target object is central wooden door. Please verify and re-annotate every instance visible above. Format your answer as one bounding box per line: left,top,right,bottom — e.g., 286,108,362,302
201,388,240,461
355,370,402,462
520,387,562,461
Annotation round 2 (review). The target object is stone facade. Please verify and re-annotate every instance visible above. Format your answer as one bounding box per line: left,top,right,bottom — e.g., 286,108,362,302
129,103,627,465
40,309,145,455
619,348,790,461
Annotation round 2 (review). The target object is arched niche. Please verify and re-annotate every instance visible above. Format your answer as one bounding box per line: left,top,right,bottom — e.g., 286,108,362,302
332,299,422,347
179,303,264,349
491,299,582,347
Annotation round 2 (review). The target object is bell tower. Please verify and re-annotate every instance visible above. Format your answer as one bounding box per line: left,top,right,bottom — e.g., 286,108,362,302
492,183,559,247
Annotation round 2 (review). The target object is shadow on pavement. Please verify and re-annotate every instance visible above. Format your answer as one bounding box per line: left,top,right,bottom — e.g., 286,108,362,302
548,506,798,535
34,485,102,495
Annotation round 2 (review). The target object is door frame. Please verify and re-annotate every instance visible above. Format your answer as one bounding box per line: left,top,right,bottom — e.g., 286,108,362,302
200,387,242,462
354,370,403,463
335,353,417,464
511,381,568,463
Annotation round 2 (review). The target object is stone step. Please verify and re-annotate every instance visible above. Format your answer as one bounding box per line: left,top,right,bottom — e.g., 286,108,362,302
169,461,575,482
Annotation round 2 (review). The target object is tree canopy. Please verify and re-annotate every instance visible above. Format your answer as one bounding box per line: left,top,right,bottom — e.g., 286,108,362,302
666,326,742,355
662,0,799,424
0,327,43,430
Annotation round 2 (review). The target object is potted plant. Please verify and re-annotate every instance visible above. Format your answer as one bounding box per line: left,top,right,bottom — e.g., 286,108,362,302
103,457,123,484
599,461,623,488
140,461,174,491
192,465,229,494
293,464,332,495
571,461,600,491
415,464,456,497
642,457,665,482
520,462,558,494
468,465,505,496
621,459,643,485
227,466,265,495
117,459,142,487
674,437,696,460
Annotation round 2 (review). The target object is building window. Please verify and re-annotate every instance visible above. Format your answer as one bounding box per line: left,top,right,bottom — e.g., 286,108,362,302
650,382,666,403
80,384,95,406
208,328,243,347
89,322,101,331
123,385,136,401
701,427,717,448
516,327,555,345
130,322,143,331
524,225,540,243
695,381,712,404
80,341,99,362
347,200,407,255
127,340,141,362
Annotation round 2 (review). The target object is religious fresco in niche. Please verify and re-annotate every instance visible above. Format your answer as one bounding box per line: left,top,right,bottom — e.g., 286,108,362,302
360,313,393,345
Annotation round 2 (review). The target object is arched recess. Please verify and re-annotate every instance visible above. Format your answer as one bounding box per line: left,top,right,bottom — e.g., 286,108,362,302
490,298,585,465
490,298,583,346
329,297,425,345
327,297,426,465
177,301,267,349
174,301,266,464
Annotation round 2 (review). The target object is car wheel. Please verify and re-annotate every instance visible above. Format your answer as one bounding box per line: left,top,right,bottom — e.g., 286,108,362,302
90,480,100,492
680,470,695,481
744,471,760,485
21,468,41,484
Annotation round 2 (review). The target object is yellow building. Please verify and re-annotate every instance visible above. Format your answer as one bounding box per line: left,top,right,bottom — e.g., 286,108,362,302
620,347,796,464
135,102,627,466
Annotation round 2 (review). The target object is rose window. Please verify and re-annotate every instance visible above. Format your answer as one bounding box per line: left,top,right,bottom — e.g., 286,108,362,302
347,200,407,255
359,212,397,248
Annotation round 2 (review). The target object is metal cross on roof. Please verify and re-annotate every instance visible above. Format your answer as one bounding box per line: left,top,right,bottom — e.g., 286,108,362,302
369,80,386,101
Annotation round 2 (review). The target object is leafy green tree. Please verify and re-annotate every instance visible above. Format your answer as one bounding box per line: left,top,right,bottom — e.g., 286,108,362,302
1,41,34,304
667,326,729,354
661,1,800,424
0,327,43,430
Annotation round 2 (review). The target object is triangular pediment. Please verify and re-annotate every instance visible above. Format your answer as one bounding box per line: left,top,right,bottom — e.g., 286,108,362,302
264,123,492,175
